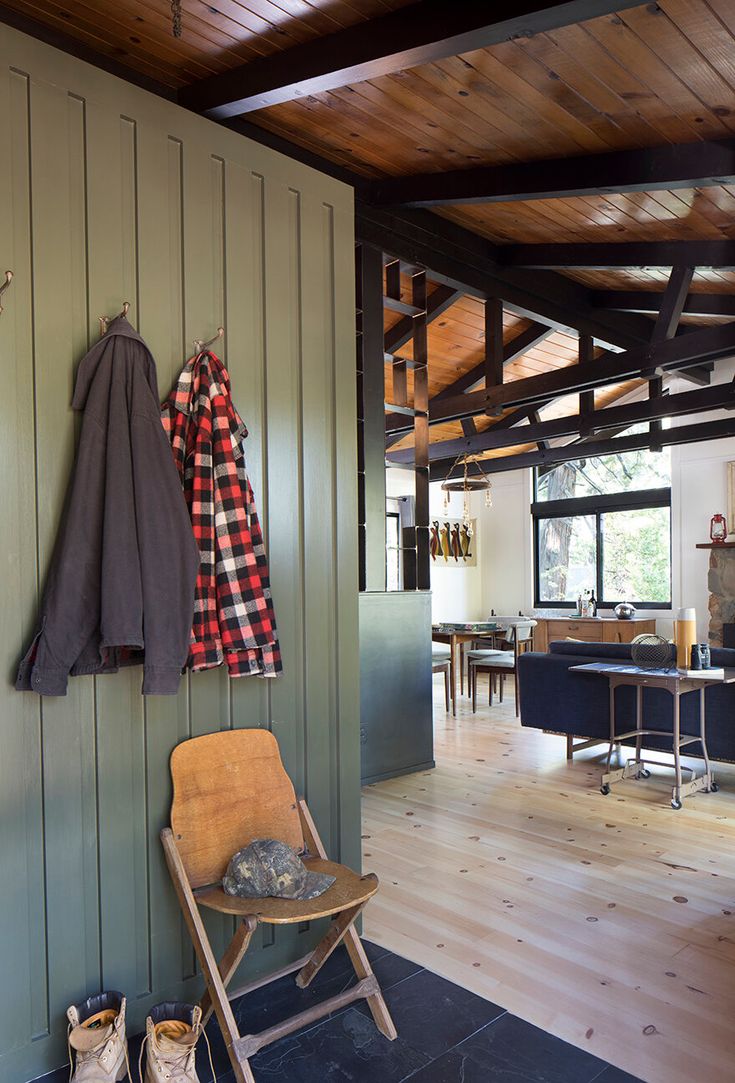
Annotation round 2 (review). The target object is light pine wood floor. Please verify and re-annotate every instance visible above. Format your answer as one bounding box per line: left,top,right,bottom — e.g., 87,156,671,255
362,674,735,1083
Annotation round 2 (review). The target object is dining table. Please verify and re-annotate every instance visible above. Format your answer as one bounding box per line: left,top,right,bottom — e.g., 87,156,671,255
431,621,506,715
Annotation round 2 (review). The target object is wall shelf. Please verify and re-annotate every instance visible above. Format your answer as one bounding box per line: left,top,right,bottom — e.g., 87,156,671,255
696,542,735,549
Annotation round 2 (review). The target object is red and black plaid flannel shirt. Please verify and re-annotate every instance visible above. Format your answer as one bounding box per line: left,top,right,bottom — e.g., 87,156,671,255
161,350,282,678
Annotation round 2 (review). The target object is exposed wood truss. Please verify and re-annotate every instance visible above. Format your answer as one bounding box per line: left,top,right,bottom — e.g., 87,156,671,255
178,0,647,119
384,284,462,354
369,136,735,207
357,205,657,350
434,322,553,402
385,320,554,444
429,320,735,423
388,382,735,465
428,417,735,479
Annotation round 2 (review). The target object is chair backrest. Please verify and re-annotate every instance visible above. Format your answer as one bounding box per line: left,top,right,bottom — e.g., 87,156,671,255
169,729,304,889
511,620,536,644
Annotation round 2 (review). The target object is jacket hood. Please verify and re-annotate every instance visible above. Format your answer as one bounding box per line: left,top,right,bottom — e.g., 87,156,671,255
72,316,158,411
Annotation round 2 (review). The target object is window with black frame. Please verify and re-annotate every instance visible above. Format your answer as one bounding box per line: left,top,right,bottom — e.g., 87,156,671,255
533,446,672,610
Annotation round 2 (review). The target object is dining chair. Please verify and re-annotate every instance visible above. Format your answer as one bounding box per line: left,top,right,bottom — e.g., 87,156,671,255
467,620,537,717
432,643,453,712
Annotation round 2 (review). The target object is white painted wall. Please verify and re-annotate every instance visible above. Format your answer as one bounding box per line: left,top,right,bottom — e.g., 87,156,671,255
473,469,533,618
669,359,735,641
427,483,485,622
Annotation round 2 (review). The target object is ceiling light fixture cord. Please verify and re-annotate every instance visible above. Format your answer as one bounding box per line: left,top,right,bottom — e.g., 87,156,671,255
171,0,182,38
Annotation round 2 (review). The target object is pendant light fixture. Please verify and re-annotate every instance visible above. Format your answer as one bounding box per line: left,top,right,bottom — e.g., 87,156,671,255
440,455,493,530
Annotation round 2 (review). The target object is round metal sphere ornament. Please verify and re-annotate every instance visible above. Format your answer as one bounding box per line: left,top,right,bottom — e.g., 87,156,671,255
630,633,672,670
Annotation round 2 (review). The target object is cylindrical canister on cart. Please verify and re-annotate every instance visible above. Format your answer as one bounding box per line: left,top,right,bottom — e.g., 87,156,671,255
674,608,697,669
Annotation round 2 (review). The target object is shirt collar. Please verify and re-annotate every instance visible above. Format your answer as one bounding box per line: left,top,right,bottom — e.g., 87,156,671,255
167,351,229,415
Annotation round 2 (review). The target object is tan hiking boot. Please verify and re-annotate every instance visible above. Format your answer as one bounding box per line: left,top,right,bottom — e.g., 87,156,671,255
141,1002,213,1082
67,991,130,1082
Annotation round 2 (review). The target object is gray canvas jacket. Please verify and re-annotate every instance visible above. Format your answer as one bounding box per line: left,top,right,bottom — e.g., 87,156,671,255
16,317,199,696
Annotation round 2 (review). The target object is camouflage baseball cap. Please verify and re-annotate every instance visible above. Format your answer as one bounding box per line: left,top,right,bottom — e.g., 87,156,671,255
222,839,336,901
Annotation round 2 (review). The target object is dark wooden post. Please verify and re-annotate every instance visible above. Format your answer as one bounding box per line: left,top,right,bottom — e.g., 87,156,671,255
356,244,387,592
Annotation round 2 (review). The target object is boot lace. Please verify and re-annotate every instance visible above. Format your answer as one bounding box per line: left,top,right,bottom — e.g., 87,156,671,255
138,1025,216,1082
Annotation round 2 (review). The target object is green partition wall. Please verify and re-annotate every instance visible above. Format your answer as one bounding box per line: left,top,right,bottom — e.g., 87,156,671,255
0,24,360,1082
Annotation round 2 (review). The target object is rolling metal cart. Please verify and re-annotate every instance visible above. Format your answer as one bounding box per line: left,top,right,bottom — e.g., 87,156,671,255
570,663,735,809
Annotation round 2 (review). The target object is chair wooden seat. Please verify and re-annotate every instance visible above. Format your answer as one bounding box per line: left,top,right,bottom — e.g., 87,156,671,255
160,728,396,1083
196,860,378,923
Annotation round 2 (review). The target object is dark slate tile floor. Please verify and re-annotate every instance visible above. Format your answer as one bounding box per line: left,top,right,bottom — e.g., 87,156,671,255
35,942,645,1083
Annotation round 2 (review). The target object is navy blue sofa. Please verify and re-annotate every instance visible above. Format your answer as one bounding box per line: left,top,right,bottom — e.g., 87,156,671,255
518,640,735,763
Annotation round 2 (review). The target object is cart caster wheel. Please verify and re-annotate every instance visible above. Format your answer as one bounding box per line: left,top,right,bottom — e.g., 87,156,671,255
709,782,720,793
671,799,682,810
600,784,611,796
639,769,651,779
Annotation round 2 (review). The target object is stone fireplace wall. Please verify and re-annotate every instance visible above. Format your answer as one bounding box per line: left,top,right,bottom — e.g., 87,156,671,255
707,547,735,645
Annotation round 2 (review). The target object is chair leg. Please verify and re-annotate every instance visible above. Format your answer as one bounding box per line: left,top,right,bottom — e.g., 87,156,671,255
344,924,397,1041
297,801,397,1040
444,666,450,712
200,915,258,1026
296,902,367,988
471,666,477,713
514,671,520,717
161,829,256,1083
499,674,504,703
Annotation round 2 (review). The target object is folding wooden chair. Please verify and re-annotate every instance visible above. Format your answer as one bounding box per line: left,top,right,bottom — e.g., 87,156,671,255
160,728,396,1083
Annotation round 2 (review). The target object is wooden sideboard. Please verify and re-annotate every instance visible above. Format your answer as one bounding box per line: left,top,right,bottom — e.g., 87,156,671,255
533,616,656,652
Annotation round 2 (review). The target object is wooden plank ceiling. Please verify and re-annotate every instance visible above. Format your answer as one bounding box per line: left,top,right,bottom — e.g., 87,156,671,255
0,0,415,88
6,0,735,465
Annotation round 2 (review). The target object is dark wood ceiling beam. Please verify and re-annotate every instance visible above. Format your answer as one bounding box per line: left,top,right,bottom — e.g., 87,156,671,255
369,136,735,207
578,333,594,420
591,291,735,317
501,240,735,269
677,363,713,387
432,322,553,404
485,298,504,392
357,205,656,350
429,320,735,422
647,266,710,390
178,0,647,119
384,284,462,353
651,267,695,344
427,417,735,480
389,381,735,464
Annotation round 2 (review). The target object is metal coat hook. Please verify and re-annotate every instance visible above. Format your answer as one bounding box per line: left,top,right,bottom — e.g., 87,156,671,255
0,270,14,316
98,300,131,337
194,326,224,355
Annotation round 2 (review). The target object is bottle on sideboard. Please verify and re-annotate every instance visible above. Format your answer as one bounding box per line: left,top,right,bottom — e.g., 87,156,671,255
590,590,597,617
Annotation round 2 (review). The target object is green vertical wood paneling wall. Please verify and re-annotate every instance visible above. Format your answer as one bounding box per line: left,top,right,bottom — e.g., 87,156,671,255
0,25,360,1082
